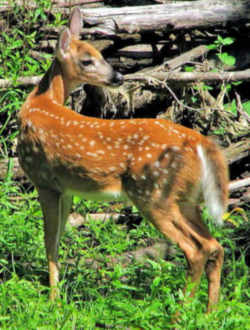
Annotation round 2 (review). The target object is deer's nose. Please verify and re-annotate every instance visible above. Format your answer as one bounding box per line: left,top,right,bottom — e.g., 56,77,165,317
110,71,124,86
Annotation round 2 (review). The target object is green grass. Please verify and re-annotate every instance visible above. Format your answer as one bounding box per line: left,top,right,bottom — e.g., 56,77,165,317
0,174,249,329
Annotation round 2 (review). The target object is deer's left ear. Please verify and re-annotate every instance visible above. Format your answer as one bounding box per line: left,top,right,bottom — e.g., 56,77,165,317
69,7,82,38
57,28,71,60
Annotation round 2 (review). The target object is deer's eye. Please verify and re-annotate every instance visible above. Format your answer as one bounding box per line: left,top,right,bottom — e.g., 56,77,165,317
80,59,93,66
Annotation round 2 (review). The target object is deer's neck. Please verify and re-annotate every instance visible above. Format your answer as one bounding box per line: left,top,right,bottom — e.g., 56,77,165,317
35,59,69,105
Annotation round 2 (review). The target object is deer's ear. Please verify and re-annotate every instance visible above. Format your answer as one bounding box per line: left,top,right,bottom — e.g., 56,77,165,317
69,7,82,37
57,28,71,59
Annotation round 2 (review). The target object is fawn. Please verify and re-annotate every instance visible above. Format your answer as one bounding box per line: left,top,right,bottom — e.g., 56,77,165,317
18,7,228,312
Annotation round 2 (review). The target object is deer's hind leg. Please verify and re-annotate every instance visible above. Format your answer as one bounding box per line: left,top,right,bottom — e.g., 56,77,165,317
179,203,224,310
149,204,208,296
147,200,223,312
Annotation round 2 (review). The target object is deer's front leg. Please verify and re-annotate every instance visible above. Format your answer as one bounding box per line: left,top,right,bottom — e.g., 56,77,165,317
38,188,66,301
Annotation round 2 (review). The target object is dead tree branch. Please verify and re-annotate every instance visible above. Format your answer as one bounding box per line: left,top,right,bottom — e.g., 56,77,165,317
2,69,250,89
229,178,250,192
125,69,250,84
0,76,41,89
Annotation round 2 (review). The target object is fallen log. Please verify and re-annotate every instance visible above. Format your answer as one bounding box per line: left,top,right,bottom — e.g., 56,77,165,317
80,0,250,35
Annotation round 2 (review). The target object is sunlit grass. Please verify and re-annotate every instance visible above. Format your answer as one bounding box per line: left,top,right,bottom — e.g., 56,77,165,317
0,176,249,329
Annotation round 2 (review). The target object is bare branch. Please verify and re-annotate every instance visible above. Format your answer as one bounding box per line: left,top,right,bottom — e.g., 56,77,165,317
229,178,250,192
0,76,42,89
143,45,210,73
3,69,250,90
225,139,250,164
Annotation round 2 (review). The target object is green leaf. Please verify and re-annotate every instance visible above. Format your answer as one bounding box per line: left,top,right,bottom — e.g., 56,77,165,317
242,101,250,115
232,81,242,86
221,37,235,46
151,276,161,289
224,99,237,115
184,65,195,72
73,196,81,205
225,83,232,92
217,52,236,66
216,35,235,46
213,127,225,135
206,44,217,50
202,84,213,91
217,35,224,43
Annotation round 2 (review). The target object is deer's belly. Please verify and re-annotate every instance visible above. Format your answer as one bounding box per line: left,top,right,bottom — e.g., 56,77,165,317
65,187,127,202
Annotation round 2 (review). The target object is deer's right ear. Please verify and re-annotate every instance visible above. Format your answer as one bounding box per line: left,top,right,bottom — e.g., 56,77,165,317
57,28,71,59
69,7,82,37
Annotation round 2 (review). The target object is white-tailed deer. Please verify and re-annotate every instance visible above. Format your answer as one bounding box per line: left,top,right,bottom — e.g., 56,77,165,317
18,7,228,312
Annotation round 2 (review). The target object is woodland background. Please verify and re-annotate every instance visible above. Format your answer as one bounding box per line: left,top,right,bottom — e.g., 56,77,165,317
0,0,249,329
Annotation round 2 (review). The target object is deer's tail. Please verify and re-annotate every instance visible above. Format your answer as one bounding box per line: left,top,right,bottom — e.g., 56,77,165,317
197,141,228,225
